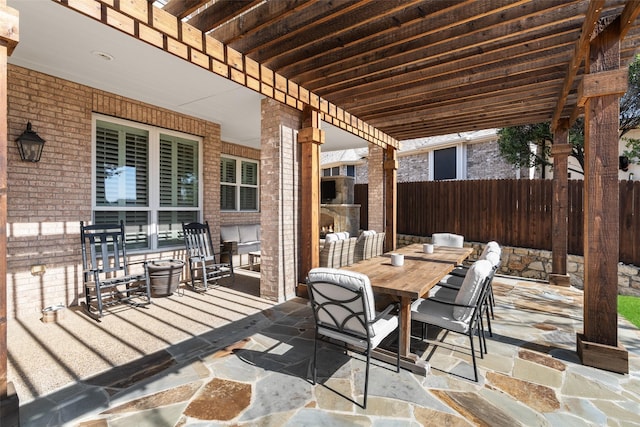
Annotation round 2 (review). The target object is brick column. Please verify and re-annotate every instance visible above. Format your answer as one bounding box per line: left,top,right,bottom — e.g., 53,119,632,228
577,18,628,374
549,120,571,287
260,98,301,302
384,146,398,253
368,143,384,233
298,107,324,283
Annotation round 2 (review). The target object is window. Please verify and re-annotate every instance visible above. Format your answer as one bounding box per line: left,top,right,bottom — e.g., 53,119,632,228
221,156,259,211
93,116,200,250
322,166,340,176
346,165,356,177
433,147,457,180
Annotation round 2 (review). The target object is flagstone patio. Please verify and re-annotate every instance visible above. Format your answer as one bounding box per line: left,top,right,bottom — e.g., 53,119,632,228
8,270,640,426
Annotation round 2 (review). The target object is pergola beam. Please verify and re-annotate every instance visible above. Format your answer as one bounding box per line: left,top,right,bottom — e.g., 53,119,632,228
551,0,604,131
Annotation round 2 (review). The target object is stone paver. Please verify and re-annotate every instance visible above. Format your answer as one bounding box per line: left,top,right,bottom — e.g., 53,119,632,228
7,272,640,426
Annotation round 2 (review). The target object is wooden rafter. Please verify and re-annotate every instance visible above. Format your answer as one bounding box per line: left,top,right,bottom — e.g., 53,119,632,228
57,0,640,142
187,0,262,33
619,0,640,39
162,0,209,20
209,0,319,45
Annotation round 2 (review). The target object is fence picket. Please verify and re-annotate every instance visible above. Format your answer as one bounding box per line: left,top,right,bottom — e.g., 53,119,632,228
355,179,639,265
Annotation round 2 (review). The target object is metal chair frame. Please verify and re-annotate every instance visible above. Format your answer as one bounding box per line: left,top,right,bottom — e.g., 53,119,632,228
307,270,399,409
412,269,494,382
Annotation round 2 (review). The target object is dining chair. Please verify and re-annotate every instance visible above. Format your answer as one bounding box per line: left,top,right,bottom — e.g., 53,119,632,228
306,267,400,409
429,254,500,338
182,221,234,291
448,242,502,319
80,220,152,319
411,259,493,382
450,241,501,277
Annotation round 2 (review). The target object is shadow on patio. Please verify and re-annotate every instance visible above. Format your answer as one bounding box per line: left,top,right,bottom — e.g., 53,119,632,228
9,272,640,426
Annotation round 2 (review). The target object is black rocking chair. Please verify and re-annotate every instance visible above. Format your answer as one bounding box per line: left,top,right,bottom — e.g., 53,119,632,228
182,221,234,291
80,221,151,319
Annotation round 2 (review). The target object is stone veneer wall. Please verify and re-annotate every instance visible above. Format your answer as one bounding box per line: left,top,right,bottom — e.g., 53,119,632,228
397,234,640,297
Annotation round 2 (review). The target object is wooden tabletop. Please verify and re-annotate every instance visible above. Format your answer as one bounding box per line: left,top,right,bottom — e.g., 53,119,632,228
344,244,473,299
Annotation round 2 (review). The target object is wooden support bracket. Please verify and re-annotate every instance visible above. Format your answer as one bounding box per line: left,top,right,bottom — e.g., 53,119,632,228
0,5,19,56
577,68,628,107
384,159,398,170
550,144,573,156
297,127,325,144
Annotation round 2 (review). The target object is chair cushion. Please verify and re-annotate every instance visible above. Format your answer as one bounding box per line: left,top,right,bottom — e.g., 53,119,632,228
438,274,464,289
432,233,464,248
324,233,339,243
453,259,492,321
318,309,397,349
480,241,501,259
238,224,259,243
411,298,469,334
308,267,376,328
335,232,349,240
360,230,376,237
427,284,458,299
484,251,501,268
220,225,240,242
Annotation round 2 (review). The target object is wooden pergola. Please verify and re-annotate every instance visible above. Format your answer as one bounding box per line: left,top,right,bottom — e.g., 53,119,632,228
2,0,640,415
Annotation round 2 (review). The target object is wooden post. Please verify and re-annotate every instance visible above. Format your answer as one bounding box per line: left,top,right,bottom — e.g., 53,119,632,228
0,3,20,425
298,106,324,285
549,120,571,287
577,17,628,374
384,145,397,253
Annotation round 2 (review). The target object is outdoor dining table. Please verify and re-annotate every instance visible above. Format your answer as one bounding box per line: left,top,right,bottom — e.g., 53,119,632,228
343,243,473,375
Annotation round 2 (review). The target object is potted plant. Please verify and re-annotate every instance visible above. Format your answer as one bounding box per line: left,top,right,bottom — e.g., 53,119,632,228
147,259,184,297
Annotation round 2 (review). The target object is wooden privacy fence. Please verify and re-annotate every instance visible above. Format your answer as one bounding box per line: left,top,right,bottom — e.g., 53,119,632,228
354,179,640,266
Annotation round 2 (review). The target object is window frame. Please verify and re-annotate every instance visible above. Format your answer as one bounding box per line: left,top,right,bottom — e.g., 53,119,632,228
428,143,467,181
92,114,203,252
220,154,260,212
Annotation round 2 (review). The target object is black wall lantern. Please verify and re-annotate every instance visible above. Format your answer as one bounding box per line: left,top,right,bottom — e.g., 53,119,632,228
15,122,45,162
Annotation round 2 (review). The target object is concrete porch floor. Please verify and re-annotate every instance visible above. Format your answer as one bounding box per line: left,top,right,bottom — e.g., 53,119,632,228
7,269,640,426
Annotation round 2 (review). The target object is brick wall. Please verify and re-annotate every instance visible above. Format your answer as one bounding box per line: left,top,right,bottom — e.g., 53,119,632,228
355,162,368,184
398,153,430,183
260,98,301,301
6,65,222,318
466,140,518,180
368,143,385,232
220,141,261,227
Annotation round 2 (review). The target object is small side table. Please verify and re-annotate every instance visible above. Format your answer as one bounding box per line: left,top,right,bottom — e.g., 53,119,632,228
248,251,261,271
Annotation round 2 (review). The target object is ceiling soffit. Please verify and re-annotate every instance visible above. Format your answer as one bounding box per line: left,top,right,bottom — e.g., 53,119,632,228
60,0,640,143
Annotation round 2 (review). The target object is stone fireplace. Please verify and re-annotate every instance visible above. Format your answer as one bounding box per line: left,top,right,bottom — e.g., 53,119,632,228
320,175,360,237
